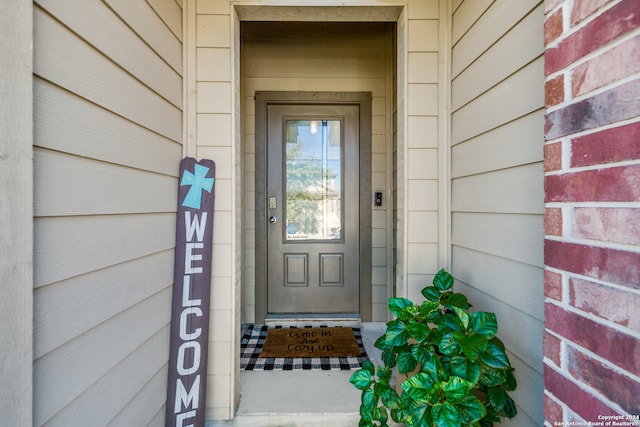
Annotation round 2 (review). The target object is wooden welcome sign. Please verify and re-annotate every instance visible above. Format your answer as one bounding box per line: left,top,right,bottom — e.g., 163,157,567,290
166,158,215,427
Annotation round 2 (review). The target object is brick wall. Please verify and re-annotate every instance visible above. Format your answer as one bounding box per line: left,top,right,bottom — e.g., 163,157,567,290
543,0,640,424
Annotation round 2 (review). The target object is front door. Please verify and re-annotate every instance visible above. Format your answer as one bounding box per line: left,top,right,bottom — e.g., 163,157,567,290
267,104,360,314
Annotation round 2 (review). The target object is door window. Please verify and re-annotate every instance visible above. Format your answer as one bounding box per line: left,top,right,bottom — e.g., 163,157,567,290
285,119,342,241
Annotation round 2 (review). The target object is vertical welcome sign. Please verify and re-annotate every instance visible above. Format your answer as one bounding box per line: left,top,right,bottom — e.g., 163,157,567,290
166,158,215,427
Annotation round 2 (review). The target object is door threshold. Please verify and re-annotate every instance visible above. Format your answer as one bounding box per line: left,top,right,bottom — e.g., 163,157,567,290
264,313,361,328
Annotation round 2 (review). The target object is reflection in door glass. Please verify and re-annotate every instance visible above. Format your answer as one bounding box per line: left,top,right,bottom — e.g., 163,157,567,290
285,119,342,240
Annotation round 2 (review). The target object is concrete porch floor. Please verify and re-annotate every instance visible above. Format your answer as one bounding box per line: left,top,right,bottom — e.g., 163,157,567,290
208,322,395,427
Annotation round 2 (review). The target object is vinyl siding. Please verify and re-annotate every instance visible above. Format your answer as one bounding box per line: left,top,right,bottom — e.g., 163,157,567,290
240,23,397,322
450,1,545,426
32,1,182,425
191,3,237,419
402,1,442,305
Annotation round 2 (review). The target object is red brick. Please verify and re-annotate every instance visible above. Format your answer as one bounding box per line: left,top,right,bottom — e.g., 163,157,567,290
570,277,640,330
571,0,612,26
545,392,565,424
545,207,563,236
545,8,564,45
545,364,623,422
545,0,564,15
544,330,562,366
573,207,640,246
573,35,640,97
545,79,640,139
545,0,639,75
571,121,640,167
544,141,563,171
545,164,640,203
545,74,565,107
545,302,640,375
545,240,640,289
567,345,640,415
545,269,563,300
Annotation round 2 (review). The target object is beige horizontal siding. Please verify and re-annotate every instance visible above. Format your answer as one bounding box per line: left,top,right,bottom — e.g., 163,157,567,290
105,353,169,427
451,0,493,45
451,111,543,178
190,4,248,415
33,213,176,288
452,278,544,427
34,288,172,425
105,0,182,73
452,279,543,371
34,79,182,176
36,0,182,107
32,0,182,424
452,163,544,214
507,354,544,425
452,212,543,266
452,246,544,321
243,77,388,97
244,42,386,79
452,57,544,145
450,1,544,425
147,0,183,42
33,250,174,358
34,149,177,216
452,3,544,110
452,0,541,76
246,57,386,79
44,327,170,427
34,7,182,142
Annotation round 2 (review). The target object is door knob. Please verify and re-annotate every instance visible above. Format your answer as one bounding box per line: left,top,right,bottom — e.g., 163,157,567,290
269,216,277,224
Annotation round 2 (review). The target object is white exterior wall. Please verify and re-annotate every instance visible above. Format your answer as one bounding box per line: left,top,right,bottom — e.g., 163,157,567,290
190,0,445,419
450,0,545,425
32,1,183,425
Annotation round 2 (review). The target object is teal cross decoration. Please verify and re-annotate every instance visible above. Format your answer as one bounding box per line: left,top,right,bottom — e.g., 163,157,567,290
181,163,214,209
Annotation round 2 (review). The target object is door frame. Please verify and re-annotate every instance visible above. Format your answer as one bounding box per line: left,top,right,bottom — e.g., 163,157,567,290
255,91,372,322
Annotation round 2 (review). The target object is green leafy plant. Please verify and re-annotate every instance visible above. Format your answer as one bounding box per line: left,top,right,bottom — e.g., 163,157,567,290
350,268,517,427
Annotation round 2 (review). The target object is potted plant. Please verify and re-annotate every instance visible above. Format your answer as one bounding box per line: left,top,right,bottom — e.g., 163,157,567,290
350,268,518,427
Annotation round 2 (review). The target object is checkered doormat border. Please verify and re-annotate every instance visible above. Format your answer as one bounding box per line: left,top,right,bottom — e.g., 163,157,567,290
240,324,369,371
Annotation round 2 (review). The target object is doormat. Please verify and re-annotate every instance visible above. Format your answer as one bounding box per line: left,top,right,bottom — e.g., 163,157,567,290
261,326,361,358
241,324,369,371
